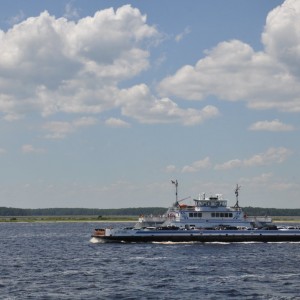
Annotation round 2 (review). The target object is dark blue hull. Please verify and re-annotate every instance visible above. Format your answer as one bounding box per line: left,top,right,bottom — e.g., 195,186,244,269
92,229,300,243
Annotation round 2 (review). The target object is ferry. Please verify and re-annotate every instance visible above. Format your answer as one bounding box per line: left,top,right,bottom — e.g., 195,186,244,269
91,181,300,243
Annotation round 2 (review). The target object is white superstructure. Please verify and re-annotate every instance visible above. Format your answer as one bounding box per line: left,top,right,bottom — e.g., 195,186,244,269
137,182,271,229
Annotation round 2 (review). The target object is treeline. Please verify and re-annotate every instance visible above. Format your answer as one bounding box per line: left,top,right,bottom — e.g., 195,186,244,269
0,207,166,217
243,207,300,217
0,206,300,217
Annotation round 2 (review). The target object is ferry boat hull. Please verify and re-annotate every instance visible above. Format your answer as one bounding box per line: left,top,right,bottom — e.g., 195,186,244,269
92,228,300,243
91,181,300,243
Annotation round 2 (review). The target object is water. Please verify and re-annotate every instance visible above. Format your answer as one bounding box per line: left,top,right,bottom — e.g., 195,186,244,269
0,222,299,299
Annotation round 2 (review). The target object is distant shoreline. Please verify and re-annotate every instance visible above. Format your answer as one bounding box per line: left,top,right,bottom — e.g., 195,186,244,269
1,216,300,223
0,216,137,223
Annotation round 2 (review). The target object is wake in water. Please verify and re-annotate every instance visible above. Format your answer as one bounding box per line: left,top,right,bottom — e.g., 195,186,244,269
90,239,300,245
151,241,199,245
90,237,105,244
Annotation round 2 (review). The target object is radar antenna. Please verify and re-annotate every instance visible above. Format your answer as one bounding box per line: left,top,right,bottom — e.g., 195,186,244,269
234,184,241,208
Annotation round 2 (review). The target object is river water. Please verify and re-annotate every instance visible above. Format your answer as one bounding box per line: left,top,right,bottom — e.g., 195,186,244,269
0,222,299,299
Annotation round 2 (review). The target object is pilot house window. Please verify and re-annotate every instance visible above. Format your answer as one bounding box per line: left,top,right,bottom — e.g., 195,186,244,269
189,212,202,218
211,212,233,218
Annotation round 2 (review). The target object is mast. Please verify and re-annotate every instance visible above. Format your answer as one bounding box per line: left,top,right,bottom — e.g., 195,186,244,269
234,184,241,208
171,180,178,206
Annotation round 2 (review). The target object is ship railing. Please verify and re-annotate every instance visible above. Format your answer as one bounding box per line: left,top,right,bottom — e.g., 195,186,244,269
138,215,169,223
247,216,272,223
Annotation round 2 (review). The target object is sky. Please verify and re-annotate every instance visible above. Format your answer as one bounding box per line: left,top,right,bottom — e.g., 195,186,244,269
0,0,299,209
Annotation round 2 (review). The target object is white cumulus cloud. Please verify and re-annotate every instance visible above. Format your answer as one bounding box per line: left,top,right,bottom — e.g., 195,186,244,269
0,6,158,119
119,84,219,125
249,119,295,131
158,0,300,113
0,5,219,128
182,157,211,173
175,26,191,42
164,165,177,173
105,117,131,128
43,117,97,139
215,147,292,170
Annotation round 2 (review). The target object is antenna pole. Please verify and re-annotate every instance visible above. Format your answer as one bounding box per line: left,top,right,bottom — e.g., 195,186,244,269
234,184,241,208
171,180,178,204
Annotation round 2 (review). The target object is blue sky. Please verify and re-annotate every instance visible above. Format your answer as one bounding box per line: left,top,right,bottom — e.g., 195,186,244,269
0,0,299,209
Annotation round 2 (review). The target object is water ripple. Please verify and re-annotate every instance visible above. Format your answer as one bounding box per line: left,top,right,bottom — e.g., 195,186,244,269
0,222,299,299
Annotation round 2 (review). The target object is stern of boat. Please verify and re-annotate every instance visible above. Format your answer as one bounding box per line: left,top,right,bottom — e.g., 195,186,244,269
92,228,113,238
